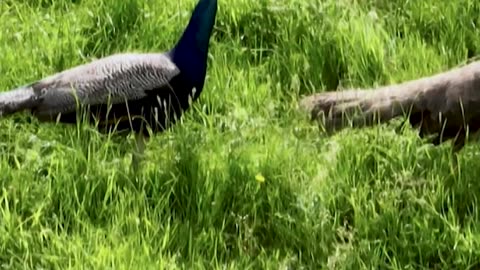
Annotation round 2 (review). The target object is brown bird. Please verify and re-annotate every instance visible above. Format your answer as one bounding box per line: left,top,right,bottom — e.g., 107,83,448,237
299,60,480,153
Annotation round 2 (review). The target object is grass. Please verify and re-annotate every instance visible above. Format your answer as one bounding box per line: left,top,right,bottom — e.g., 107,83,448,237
1,0,480,268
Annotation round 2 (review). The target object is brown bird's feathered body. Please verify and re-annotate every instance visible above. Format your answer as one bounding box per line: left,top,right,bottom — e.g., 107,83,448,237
299,60,480,152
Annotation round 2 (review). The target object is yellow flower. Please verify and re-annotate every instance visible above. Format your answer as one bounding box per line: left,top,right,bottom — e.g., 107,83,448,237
255,173,265,183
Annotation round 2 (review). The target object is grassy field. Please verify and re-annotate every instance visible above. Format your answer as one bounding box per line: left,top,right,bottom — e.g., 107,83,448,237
1,0,480,268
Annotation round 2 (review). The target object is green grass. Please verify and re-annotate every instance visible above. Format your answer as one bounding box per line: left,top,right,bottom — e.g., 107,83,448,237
1,0,480,268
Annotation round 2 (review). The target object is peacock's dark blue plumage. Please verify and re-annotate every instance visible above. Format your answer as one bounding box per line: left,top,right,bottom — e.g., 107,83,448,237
170,0,217,92
0,0,218,138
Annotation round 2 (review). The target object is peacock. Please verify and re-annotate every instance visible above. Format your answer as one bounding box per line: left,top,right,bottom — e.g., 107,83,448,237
0,0,218,168
299,60,480,154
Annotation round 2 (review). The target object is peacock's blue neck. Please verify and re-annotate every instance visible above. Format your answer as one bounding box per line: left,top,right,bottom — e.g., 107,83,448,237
169,45,208,92
169,0,217,93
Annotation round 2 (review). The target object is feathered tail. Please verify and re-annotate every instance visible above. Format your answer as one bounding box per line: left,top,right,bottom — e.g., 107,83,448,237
298,67,457,134
299,61,480,153
0,85,44,117
300,86,425,134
